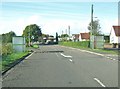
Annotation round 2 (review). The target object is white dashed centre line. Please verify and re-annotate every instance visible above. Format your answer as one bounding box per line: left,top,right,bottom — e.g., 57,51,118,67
94,78,106,87
60,53,72,58
69,59,73,62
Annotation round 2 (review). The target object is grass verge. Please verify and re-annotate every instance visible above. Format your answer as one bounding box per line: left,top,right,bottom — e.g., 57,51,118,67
1,51,29,71
59,41,118,55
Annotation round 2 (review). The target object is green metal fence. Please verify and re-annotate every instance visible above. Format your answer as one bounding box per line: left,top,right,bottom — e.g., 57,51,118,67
90,36,104,49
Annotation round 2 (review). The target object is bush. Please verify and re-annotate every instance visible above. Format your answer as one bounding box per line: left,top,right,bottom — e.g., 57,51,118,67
33,44,39,48
0,44,2,55
2,43,13,56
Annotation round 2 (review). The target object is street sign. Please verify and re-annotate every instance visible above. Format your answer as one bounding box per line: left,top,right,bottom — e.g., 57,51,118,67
12,36,26,52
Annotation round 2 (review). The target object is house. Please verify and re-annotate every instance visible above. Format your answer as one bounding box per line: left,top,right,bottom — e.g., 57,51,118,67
79,33,90,41
110,26,120,48
72,34,79,42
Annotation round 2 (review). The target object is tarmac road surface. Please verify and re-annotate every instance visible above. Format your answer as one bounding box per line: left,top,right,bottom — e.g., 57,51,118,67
2,45,118,87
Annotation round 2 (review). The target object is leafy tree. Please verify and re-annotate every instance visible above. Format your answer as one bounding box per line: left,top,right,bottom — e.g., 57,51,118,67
22,24,42,45
2,31,16,43
88,20,101,36
61,34,69,38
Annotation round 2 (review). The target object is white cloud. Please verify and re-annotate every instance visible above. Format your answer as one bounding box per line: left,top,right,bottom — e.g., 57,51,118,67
100,18,118,35
1,14,118,36
41,18,90,36
2,0,119,2
1,15,43,36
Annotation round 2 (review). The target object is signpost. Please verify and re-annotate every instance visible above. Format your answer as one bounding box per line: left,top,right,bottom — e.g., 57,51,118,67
12,36,26,52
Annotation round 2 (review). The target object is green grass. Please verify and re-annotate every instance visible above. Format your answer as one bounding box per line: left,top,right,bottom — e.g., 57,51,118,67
33,44,39,48
59,41,89,48
88,48,118,54
59,41,118,55
2,52,29,71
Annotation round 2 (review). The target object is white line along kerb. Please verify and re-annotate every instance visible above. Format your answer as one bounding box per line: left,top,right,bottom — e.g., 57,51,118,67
60,53,72,58
94,78,106,87
25,51,35,59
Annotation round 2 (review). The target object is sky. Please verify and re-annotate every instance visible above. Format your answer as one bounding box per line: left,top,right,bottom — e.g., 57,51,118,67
0,1,119,36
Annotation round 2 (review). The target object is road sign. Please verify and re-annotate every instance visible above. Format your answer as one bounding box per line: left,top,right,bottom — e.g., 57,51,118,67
12,36,26,52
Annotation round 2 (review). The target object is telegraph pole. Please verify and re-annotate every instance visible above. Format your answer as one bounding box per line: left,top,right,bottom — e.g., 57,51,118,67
62,30,63,35
29,26,31,47
66,29,67,34
91,4,93,35
90,4,94,49
68,25,70,40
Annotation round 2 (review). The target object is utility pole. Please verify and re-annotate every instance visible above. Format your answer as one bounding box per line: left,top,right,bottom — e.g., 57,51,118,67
68,25,70,40
62,30,63,35
91,4,93,36
91,4,94,49
90,4,94,49
29,26,31,47
66,29,67,34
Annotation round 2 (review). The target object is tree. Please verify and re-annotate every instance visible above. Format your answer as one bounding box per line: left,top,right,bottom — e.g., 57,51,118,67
22,24,42,45
88,20,101,36
61,34,69,38
2,31,16,43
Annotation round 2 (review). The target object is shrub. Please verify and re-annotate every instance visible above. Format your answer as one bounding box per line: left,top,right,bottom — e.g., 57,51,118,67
0,44,2,55
2,43,13,56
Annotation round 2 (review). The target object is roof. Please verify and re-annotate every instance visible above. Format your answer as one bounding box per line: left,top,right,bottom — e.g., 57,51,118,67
80,33,90,39
72,34,79,39
113,26,120,36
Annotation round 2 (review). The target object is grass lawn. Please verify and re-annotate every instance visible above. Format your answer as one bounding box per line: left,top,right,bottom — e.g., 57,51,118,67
1,51,29,71
59,41,118,55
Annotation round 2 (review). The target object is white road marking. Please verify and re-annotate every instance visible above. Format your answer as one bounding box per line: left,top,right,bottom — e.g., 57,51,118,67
69,59,73,62
60,46,104,57
60,46,118,61
106,57,110,59
112,59,116,61
94,78,106,87
60,53,72,58
110,58,113,60
56,53,59,57
25,51,35,59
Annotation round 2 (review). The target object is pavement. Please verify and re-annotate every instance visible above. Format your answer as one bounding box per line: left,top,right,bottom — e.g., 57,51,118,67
2,45,118,87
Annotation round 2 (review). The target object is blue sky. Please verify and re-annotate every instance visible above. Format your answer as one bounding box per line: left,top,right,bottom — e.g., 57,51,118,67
1,1,118,36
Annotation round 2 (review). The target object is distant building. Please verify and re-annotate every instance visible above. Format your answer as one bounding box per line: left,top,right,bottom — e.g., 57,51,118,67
79,33,90,41
72,34,79,42
110,26,120,48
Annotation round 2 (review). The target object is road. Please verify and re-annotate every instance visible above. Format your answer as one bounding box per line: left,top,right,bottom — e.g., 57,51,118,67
2,45,118,87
